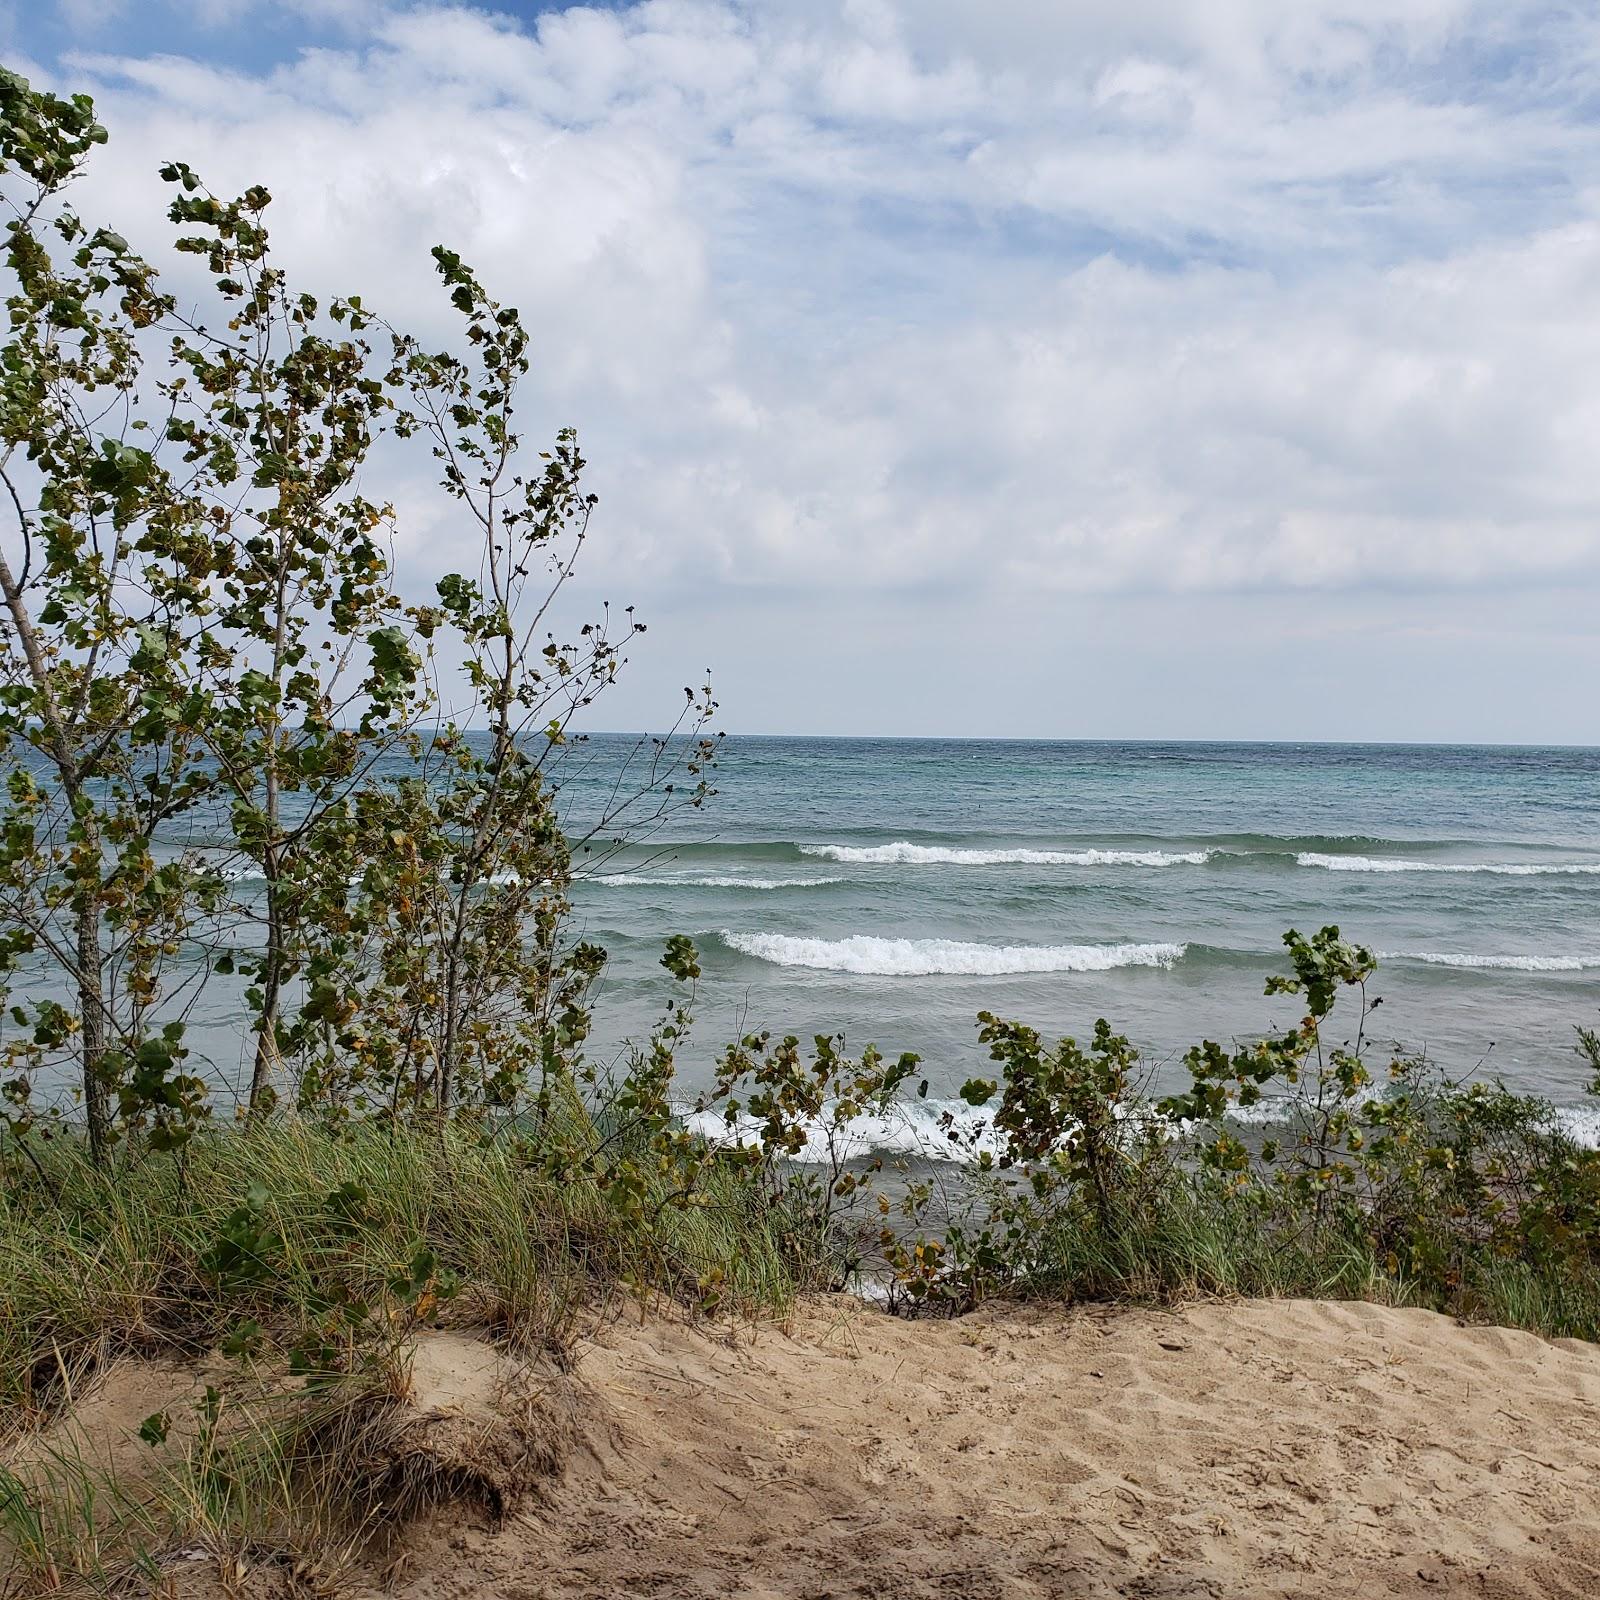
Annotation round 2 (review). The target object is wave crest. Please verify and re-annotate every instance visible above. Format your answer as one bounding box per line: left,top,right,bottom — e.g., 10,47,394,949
1378,950,1600,972
1298,853,1600,876
590,874,844,890
800,842,1211,867
719,932,1186,976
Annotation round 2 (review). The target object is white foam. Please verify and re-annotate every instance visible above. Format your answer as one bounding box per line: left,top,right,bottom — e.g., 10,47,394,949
589,874,844,889
720,932,1186,976
686,1090,1600,1161
1224,1082,1388,1128
684,1099,1005,1163
685,1096,1174,1164
1379,950,1600,972
1298,853,1600,876
1227,1089,1600,1154
800,842,1211,867
1552,1106,1600,1150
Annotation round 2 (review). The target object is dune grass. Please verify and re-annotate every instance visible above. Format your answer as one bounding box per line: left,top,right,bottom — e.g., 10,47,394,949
0,1114,793,1427
0,1112,800,1594
980,1182,1600,1343
5,1068,1599,1593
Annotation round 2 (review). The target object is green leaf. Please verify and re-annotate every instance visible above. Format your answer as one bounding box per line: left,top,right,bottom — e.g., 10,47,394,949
660,935,700,983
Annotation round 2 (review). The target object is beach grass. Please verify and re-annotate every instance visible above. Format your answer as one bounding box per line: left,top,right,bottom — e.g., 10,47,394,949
0,1114,792,1427
0,1113,799,1593
1005,1183,1600,1341
5,1097,1600,1594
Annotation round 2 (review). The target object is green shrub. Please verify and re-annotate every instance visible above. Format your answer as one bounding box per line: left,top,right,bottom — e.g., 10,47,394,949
906,928,1600,1337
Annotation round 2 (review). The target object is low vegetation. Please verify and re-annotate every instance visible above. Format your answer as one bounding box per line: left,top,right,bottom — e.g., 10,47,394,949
913,927,1600,1340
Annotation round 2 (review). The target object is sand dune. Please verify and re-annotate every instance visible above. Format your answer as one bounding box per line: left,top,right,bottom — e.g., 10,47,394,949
395,1296,1600,1600
14,1297,1600,1598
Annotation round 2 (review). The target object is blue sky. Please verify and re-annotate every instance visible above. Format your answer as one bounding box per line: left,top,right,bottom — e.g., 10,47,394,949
7,0,1600,741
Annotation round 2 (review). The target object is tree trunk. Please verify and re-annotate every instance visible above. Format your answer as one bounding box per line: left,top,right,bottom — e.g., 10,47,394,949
76,866,111,1165
0,540,114,1163
437,888,462,1119
248,597,285,1117
248,869,282,1115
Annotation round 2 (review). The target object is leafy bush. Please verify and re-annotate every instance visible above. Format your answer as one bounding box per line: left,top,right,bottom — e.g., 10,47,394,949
905,927,1600,1336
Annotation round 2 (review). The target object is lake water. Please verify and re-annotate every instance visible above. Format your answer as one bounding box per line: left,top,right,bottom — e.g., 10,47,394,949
558,736,1600,1149
52,733,1597,1150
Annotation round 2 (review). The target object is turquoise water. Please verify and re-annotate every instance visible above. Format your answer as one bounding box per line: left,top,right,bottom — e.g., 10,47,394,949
560,737,1600,1144
39,734,1595,1145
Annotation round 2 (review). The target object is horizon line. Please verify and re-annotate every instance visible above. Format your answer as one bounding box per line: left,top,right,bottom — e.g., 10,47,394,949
570,731,1600,752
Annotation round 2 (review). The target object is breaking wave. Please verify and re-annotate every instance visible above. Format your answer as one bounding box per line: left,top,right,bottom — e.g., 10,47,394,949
686,1091,1600,1164
1230,1092,1600,1152
800,842,1212,867
1552,1107,1600,1150
718,932,1187,976
1298,853,1600,876
683,1099,1003,1163
1378,950,1600,972
589,874,845,890
684,1097,1173,1164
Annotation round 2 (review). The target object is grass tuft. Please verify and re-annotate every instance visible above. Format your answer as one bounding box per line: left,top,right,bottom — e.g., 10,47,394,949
0,1115,792,1429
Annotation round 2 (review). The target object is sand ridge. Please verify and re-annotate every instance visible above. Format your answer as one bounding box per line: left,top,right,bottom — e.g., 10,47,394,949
389,1295,1600,1600
11,1297,1600,1597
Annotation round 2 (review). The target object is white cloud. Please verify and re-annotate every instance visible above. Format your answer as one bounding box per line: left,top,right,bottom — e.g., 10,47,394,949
23,0,1600,733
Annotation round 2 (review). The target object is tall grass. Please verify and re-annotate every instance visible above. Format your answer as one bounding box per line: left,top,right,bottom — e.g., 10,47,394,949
0,1116,793,1426
0,1442,161,1597
5,1056,1597,1592
1,1114,800,1592
990,1183,1600,1342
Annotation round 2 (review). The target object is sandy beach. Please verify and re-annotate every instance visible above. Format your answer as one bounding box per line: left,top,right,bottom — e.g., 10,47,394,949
29,1295,1600,1600
475,1297,1600,1600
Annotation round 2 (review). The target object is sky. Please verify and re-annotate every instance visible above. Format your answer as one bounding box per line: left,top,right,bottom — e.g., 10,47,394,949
5,0,1600,742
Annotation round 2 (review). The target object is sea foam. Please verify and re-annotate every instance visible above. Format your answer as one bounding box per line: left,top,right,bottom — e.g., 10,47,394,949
688,1092,1600,1163
1298,853,1600,876
684,1096,1172,1164
719,932,1186,976
590,874,844,890
1553,1107,1600,1151
800,842,1211,867
683,1099,1004,1163
1378,950,1600,972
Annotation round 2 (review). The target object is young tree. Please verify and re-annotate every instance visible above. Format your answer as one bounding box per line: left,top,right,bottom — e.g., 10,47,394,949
330,250,718,1121
152,163,427,1116
1,64,719,1150
0,69,221,1162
